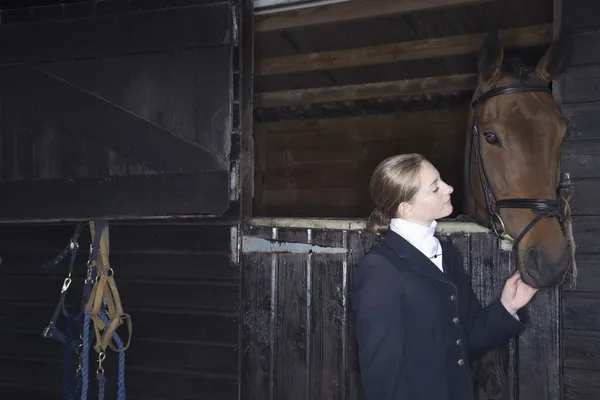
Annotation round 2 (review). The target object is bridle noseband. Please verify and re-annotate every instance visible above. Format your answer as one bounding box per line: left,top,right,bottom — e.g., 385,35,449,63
470,83,565,249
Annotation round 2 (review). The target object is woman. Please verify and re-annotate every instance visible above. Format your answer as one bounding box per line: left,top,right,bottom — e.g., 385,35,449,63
351,153,537,400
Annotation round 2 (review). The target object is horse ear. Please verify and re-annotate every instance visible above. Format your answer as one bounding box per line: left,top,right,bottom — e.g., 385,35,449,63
478,30,504,87
535,30,574,82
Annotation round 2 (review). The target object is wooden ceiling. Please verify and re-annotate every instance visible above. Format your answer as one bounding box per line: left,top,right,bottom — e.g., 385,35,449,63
253,0,555,122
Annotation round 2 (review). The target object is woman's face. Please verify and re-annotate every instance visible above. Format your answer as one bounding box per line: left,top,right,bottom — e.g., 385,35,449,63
399,161,454,225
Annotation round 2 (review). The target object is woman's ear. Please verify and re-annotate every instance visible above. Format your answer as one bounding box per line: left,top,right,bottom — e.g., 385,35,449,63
397,202,412,219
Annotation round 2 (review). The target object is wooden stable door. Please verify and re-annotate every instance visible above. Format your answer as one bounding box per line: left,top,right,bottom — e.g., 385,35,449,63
0,0,253,222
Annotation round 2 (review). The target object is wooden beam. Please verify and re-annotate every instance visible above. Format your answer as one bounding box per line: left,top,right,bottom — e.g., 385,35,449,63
255,73,477,107
255,107,468,136
0,171,230,222
256,24,552,75
255,0,486,32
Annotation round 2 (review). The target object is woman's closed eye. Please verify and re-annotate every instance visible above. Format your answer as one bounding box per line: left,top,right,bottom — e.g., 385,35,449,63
433,187,439,193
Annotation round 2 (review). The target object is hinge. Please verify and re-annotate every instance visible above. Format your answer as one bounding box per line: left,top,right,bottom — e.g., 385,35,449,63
232,4,240,47
230,160,240,201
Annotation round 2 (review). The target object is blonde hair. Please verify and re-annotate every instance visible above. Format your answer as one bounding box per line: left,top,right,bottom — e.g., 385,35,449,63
366,153,426,236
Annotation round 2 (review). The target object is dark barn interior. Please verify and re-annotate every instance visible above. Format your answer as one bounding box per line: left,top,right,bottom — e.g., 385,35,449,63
252,0,554,218
0,0,598,399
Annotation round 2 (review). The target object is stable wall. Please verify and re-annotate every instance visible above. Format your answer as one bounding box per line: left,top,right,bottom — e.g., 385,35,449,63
558,1,600,398
0,221,240,399
255,107,468,217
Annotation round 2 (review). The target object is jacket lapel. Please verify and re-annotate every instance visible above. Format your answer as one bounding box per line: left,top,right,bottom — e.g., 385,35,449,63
382,230,453,284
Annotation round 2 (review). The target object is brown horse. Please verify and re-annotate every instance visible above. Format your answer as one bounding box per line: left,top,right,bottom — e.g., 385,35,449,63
463,30,574,289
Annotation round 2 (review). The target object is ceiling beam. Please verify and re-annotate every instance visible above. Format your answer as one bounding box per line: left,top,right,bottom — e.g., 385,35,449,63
256,24,553,76
255,73,478,108
255,0,487,32
254,0,352,15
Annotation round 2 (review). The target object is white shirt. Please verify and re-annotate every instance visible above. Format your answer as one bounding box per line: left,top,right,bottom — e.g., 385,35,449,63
389,218,443,272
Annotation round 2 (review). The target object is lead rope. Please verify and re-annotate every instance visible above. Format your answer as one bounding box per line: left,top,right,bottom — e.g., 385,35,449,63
560,189,578,290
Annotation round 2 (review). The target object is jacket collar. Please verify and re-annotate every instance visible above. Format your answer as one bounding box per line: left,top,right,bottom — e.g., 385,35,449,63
382,229,453,284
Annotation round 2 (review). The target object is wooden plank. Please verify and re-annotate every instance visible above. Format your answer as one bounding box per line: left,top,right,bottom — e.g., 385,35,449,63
564,368,600,400
0,301,238,343
568,179,600,215
256,24,551,76
0,222,233,254
310,255,346,399
0,2,231,64
0,171,230,222
1,64,228,173
275,253,309,400
255,0,486,32
239,0,256,219
564,329,600,370
561,254,600,292
469,233,517,400
561,65,600,104
241,252,274,400
255,107,468,136
570,29,600,66
563,102,600,142
563,292,600,330
0,357,238,400
561,0,600,31
0,276,240,312
572,216,600,254
255,73,478,107
0,330,238,376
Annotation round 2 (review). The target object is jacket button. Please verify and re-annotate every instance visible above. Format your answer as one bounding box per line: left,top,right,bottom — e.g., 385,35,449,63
449,295,456,301
458,359,464,366
453,317,459,324
456,339,462,345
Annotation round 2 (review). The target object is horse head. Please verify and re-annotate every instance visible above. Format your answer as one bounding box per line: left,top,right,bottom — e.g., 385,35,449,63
463,30,574,289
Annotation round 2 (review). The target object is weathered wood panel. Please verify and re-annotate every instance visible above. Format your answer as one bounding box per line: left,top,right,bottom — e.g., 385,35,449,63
564,368,600,400
240,220,560,400
560,0,599,31
0,2,230,64
564,329,600,370
0,221,240,399
561,65,600,104
558,3,600,397
254,107,468,217
0,0,239,221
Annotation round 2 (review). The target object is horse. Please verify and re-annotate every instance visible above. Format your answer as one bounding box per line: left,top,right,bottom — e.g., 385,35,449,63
463,29,575,290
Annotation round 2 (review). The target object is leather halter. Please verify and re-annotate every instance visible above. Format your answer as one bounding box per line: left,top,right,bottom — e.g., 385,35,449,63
470,83,565,248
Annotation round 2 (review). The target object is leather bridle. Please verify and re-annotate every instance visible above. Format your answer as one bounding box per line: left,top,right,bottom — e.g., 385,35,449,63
469,83,565,249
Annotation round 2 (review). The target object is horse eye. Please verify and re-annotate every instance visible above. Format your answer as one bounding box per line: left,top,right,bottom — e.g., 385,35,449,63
484,132,499,144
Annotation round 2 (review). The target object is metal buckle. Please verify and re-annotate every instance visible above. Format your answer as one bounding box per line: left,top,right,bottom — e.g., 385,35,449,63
42,323,54,338
61,276,72,293
490,212,515,242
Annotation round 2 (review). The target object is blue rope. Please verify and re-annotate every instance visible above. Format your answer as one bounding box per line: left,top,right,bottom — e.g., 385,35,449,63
98,311,127,400
80,311,91,400
63,312,74,400
80,310,127,400
97,372,105,400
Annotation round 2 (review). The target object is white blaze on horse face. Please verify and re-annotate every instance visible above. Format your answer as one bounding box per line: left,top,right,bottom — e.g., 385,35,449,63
406,161,454,225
